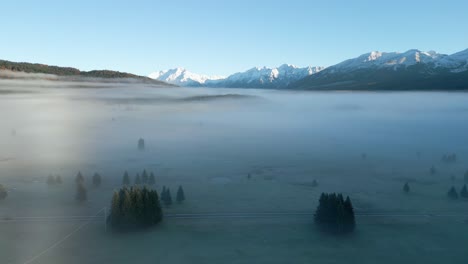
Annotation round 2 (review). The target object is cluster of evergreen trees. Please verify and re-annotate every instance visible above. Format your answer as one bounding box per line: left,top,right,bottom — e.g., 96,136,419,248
161,186,185,207
123,170,155,186
108,186,163,231
314,193,355,234
0,184,7,200
47,175,63,185
447,185,468,200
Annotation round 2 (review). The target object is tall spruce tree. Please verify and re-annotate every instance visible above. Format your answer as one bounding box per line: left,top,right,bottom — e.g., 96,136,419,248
314,192,355,234
448,186,459,199
164,188,173,207
123,171,130,185
176,185,185,203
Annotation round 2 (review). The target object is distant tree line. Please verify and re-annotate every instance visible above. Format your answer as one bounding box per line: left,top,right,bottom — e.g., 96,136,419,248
123,170,155,186
314,193,355,234
108,186,163,231
441,154,457,163
47,175,63,185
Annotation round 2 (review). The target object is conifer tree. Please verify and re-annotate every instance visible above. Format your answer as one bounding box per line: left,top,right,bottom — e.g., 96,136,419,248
142,170,149,184
93,173,102,187
403,182,410,193
164,188,172,207
138,138,145,150
430,166,437,175
110,191,121,227
123,171,130,185
314,192,356,234
148,172,155,185
448,186,459,199
135,173,141,185
460,184,468,198
464,170,468,184
176,185,185,203
76,182,87,202
75,171,85,184
161,186,167,202
0,184,7,200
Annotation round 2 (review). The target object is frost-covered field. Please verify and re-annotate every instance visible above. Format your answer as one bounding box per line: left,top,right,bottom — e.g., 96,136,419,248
1,81,468,263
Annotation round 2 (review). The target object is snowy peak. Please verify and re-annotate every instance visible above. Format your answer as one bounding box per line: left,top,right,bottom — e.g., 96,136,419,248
149,64,324,88
148,68,223,86
333,49,446,72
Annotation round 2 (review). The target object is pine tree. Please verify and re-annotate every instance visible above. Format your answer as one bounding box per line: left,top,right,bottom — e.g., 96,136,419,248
75,172,85,184
403,182,410,193
148,172,155,185
135,173,141,185
176,185,185,203
161,186,167,203
110,191,121,227
76,182,87,202
142,170,148,184
138,138,145,150
464,170,468,184
460,184,468,198
123,171,130,185
93,173,102,187
448,186,459,200
0,184,7,200
314,192,355,234
55,175,62,184
47,175,56,185
164,188,172,207
430,166,437,175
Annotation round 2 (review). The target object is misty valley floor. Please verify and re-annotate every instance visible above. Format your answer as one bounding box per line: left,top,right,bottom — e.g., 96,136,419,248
0,82,468,263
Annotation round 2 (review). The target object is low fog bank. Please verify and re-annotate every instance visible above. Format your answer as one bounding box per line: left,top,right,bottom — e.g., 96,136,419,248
0,70,173,89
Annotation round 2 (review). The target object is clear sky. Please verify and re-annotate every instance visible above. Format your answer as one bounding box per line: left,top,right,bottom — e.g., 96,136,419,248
2,0,468,76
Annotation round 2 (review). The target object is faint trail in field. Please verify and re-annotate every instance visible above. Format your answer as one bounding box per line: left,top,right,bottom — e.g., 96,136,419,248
14,208,105,264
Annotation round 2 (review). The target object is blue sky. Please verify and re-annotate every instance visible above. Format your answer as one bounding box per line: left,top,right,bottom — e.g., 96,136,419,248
2,0,468,76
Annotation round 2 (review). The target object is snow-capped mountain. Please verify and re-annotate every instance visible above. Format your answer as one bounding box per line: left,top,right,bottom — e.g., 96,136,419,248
149,64,324,88
207,64,324,88
290,48,468,90
148,68,223,86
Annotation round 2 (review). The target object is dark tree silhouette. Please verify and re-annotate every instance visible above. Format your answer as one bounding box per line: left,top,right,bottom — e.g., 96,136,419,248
314,193,356,234
142,170,149,184
164,188,172,207
0,184,7,200
75,172,85,184
430,166,437,175
460,184,468,198
176,186,185,203
135,173,141,185
123,171,130,185
108,186,162,231
403,182,410,193
247,173,252,180
93,173,102,187
148,172,155,185
55,175,62,184
448,186,459,200
138,138,145,150
76,182,87,202
464,170,468,184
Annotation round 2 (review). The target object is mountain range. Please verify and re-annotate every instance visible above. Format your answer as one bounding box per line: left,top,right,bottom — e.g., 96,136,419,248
150,48,468,90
